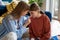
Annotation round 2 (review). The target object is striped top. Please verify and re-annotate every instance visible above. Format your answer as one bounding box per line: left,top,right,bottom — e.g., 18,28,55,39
0,15,29,39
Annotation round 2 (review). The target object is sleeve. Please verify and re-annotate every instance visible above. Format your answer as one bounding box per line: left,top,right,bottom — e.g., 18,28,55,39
2,18,17,33
16,16,28,38
41,15,51,40
19,16,28,34
16,26,27,38
19,25,27,35
29,24,35,38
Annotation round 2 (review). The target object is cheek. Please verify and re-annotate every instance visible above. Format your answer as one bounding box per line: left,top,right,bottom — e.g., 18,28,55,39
30,12,37,16
31,14,36,17
25,11,29,14
25,13,27,15
33,13,37,16
24,12,28,15
22,13,26,16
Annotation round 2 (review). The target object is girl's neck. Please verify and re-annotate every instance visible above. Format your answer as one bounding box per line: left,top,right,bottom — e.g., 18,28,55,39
37,13,42,18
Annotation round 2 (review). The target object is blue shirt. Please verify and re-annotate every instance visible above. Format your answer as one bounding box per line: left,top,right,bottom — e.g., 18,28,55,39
0,15,29,39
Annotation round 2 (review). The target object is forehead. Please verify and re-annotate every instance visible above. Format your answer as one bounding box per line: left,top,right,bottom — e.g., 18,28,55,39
30,9,40,11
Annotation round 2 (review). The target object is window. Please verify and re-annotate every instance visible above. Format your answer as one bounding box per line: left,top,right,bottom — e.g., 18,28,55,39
54,0,58,18
46,0,59,19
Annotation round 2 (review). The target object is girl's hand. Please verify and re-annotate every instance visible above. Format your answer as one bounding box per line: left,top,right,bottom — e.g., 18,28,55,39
31,38,35,40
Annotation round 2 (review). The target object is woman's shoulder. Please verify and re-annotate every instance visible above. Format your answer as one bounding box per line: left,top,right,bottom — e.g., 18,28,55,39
3,14,14,21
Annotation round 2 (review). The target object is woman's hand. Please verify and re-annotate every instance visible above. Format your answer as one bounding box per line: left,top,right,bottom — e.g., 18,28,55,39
23,18,31,27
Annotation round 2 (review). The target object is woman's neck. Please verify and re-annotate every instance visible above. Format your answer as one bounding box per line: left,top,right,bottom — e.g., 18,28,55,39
10,13,20,20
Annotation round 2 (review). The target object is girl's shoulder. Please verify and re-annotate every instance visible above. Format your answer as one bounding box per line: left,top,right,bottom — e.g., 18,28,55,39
43,14,50,21
43,14,49,18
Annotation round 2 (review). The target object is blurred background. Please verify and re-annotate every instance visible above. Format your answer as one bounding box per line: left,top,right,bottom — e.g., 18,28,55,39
0,0,60,23
0,0,60,39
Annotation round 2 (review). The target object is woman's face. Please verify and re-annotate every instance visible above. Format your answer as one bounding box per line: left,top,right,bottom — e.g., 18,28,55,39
21,10,29,16
29,10,40,18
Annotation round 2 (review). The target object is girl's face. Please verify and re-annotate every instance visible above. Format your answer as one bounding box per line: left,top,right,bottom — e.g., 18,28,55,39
21,10,29,16
29,10,40,18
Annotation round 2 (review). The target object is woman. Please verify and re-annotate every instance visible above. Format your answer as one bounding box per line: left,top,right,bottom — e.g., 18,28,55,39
29,3,51,40
0,1,30,40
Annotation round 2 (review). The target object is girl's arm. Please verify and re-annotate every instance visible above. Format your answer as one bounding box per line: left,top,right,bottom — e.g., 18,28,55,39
41,15,51,40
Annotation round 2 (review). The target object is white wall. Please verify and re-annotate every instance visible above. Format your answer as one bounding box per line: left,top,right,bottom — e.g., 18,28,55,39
41,0,46,11
12,0,29,4
46,0,50,11
58,0,60,20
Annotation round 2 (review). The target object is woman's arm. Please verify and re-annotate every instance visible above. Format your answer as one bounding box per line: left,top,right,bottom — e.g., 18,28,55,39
2,17,17,33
